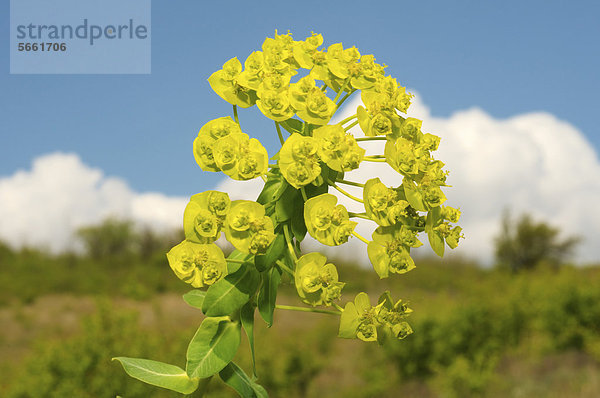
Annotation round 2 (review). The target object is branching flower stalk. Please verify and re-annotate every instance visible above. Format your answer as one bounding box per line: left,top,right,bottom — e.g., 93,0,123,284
114,31,463,398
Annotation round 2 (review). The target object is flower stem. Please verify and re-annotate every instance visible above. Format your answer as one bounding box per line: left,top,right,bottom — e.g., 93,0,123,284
344,120,359,131
333,303,344,312
348,212,372,221
233,105,240,125
283,223,298,262
336,179,365,188
275,260,295,276
363,157,387,163
355,136,387,142
328,179,364,203
300,187,308,202
275,304,341,316
275,121,285,145
336,90,354,108
333,79,349,103
226,258,247,264
338,114,357,126
352,230,370,244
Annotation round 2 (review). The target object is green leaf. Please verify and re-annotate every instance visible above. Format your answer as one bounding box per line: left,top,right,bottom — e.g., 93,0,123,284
256,176,282,205
275,185,300,222
403,180,427,212
290,196,307,242
112,357,199,394
255,233,285,272
279,118,304,135
183,290,206,310
426,208,445,257
338,302,359,339
258,267,281,327
240,302,257,377
186,317,241,379
202,262,260,317
219,362,268,398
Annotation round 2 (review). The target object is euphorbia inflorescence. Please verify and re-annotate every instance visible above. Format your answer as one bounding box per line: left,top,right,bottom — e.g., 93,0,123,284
116,31,464,397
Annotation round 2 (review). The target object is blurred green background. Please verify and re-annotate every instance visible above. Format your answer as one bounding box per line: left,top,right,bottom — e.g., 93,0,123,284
1,215,599,398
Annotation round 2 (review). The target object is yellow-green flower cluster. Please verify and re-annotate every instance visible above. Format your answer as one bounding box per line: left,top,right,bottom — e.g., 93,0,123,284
193,117,268,180
304,193,357,246
294,253,344,307
339,292,413,343
224,200,276,255
166,240,227,288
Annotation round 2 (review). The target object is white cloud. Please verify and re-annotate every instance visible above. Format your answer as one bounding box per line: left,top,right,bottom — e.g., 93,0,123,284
3,94,599,266
0,153,187,253
216,94,600,266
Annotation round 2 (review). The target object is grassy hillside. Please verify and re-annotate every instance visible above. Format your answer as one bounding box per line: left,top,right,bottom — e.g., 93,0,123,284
1,240,599,397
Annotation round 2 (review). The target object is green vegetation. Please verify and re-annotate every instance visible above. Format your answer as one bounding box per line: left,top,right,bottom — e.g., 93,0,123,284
495,211,580,272
1,233,599,397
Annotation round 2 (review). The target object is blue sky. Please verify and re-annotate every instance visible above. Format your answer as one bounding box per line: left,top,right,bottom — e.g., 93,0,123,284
2,0,599,196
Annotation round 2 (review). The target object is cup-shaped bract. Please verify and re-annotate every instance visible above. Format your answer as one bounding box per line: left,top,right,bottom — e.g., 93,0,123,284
213,133,268,181
183,191,230,243
166,241,227,288
193,117,242,173
313,125,365,172
224,200,275,255
304,193,357,246
208,57,257,108
363,178,411,227
367,224,421,279
339,291,413,343
294,252,344,307
279,133,321,188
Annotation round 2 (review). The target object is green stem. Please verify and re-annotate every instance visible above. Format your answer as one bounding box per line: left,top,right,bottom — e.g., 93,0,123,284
355,136,387,142
233,105,239,125
344,120,359,131
333,79,350,103
328,180,364,203
300,187,308,202
336,179,365,188
275,121,285,145
348,212,372,221
336,90,354,108
352,230,370,244
276,259,295,276
363,157,387,163
338,113,357,126
226,258,246,264
186,376,212,397
260,174,267,182
333,303,344,312
283,224,298,262
276,304,341,316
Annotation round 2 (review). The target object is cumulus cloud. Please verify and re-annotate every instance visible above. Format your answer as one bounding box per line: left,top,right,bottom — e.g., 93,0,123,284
3,94,599,265
216,94,600,266
0,153,187,252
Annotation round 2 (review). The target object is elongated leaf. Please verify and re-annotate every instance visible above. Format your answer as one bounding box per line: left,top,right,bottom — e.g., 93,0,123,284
219,362,268,398
183,290,206,310
255,233,285,272
256,177,282,205
338,302,359,339
112,357,199,394
279,118,303,135
426,208,445,257
186,316,241,379
202,262,260,317
403,180,427,212
240,302,257,377
258,267,281,326
275,185,300,222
